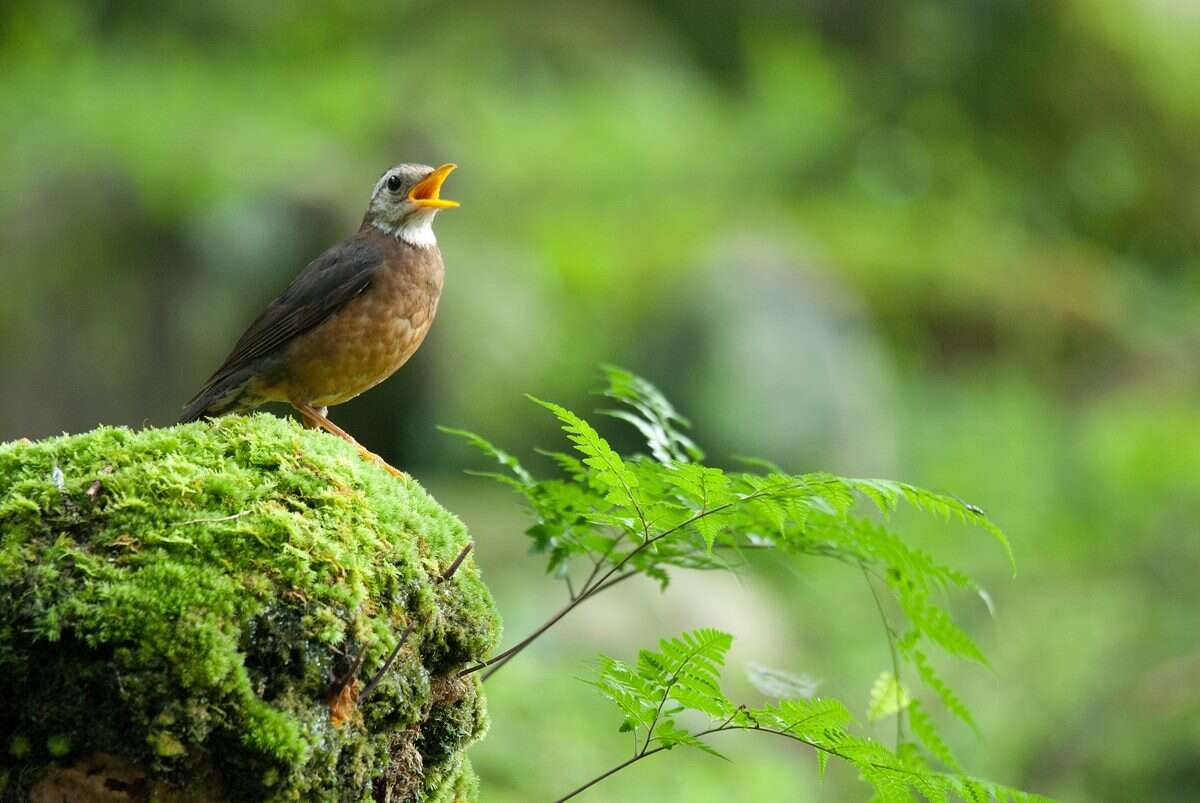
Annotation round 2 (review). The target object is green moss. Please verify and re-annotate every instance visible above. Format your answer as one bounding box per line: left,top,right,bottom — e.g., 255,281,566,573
44,737,71,759
0,415,500,802
6,739,29,761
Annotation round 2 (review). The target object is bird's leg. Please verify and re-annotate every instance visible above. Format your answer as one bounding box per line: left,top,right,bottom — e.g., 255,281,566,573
296,406,329,430
290,400,407,479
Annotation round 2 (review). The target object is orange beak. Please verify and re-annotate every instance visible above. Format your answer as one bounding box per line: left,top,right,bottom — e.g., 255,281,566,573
408,163,459,209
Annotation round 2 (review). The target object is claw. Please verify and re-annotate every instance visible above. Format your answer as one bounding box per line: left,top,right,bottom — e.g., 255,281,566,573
359,446,408,479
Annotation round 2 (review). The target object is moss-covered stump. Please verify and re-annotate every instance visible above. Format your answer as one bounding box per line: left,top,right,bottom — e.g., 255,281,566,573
0,415,500,802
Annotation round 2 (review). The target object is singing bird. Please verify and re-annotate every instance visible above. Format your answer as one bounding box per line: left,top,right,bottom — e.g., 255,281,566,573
180,163,459,475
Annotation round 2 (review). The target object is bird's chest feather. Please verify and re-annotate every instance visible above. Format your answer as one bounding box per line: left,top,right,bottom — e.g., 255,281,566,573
283,249,444,405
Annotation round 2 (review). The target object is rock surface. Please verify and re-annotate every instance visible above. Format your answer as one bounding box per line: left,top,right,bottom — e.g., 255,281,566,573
0,415,499,802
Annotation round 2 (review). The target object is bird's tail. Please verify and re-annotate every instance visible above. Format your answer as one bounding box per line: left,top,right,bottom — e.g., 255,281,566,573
179,371,253,423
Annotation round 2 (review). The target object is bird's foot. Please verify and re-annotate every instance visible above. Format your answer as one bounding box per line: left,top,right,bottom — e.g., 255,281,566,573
292,400,408,480
357,446,409,480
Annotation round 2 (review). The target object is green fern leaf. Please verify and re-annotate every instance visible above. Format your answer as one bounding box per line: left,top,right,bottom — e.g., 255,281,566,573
529,396,645,523
892,581,989,666
847,479,1015,576
907,648,979,734
652,719,729,760
438,426,533,484
751,697,852,742
867,671,912,722
908,700,961,771
598,365,704,463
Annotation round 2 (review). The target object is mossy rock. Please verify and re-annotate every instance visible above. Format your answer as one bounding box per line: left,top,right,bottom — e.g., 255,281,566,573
0,415,500,802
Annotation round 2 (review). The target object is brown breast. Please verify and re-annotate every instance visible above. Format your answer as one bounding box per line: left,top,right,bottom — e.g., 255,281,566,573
271,233,445,407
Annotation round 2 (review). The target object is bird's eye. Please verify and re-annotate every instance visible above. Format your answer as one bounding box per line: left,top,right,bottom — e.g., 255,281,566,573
386,174,404,193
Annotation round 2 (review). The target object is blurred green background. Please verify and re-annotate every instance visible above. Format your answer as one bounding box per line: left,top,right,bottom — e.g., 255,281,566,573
2,1,1198,800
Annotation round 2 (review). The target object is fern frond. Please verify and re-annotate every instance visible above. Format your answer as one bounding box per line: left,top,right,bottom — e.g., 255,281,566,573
909,700,961,772
446,369,1040,803
749,697,853,740
598,364,704,463
438,426,533,484
891,582,989,666
534,448,589,482
584,654,658,732
529,396,645,526
939,774,1057,803
579,629,1046,803
651,719,730,760
906,648,979,734
867,671,912,722
849,479,1015,576
647,628,734,720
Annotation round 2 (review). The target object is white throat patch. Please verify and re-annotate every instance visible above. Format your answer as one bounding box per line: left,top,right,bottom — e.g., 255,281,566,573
375,211,438,248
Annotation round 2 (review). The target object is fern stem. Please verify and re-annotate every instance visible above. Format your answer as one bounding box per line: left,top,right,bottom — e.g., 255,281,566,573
581,530,626,592
861,561,905,750
730,725,924,777
588,569,637,596
554,722,920,802
552,745,669,802
587,485,787,595
639,636,712,754
462,596,578,679
469,568,640,680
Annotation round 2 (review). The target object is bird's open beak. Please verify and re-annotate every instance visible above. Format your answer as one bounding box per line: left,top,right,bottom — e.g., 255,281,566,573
408,163,459,209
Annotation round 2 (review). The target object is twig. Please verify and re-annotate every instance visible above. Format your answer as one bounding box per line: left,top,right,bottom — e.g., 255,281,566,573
328,641,370,695
582,532,626,591
587,569,637,597
471,597,577,680
440,543,474,582
360,622,416,702
552,745,669,802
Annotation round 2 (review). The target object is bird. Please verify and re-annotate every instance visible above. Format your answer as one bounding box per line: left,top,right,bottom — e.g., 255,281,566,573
179,163,459,476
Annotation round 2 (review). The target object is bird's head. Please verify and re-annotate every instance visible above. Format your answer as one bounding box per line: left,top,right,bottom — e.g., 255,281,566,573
364,163,459,247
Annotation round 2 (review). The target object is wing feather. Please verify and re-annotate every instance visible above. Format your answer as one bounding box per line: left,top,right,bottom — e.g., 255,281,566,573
186,233,385,405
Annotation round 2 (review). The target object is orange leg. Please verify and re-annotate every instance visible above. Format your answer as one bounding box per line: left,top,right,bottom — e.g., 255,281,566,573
291,400,407,479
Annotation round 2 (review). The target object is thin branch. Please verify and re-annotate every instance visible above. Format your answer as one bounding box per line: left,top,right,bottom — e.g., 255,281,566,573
462,596,578,679
552,745,669,803
329,640,369,697
587,570,637,597
582,531,626,591
440,543,474,582
360,621,416,701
